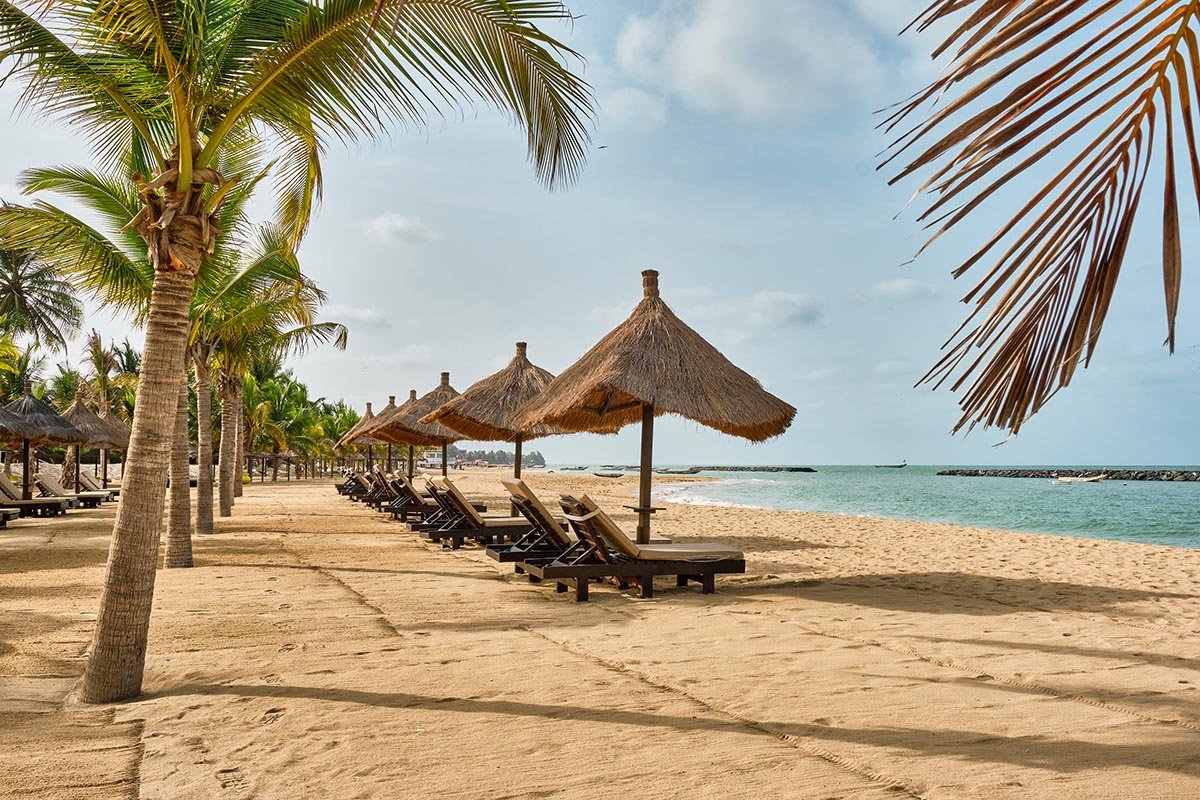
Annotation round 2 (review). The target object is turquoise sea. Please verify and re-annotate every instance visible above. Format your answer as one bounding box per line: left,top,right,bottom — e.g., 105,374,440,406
572,466,1200,549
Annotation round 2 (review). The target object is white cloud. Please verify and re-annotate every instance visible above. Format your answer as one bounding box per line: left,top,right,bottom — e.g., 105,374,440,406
614,0,922,121
364,213,442,245
602,87,668,132
869,278,938,302
322,304,391,331
684,288,821,344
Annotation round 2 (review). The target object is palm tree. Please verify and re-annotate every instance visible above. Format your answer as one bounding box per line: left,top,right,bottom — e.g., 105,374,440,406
886,3,1200,435
0,249,82,352
0,0,592,703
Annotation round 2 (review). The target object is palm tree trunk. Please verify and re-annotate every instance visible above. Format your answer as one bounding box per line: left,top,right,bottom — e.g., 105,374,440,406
193,356,214,535
218,374,236,517
164,372,192,568
233,385,244,498
62,444,77,491
272,451,280,481
79,267,195,703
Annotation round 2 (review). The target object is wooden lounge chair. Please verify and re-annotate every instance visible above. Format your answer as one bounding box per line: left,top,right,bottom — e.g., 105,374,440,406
0,507,20,527
34,473,110,508
485,478,574,566
78,471,119,498
387,475,439,523
0,473,70,517
519,494,744,602
419,477,532,550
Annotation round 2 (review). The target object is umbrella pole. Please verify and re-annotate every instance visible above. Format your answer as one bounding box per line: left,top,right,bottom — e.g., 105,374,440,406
100,449,108,489
387,444,392,473
636,403,655,544
75,444,81,492
441,442,448,477
21,438,31,501
514,435,522,480
407,445,414,479
367,445,373,472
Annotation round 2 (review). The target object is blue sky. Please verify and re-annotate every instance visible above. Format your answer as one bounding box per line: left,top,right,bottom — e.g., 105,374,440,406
0,0,1196,465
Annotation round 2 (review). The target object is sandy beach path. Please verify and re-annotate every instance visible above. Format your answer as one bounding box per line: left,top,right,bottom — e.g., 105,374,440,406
4,473,1200,799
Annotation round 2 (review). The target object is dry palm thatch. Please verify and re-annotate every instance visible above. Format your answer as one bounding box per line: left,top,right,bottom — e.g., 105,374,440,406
357,391,410,439
0,406,31,445
4,382,84,444
62,398,122,448
335,402,385,450
882,2,1199,434
421,343,561,441
98,408,131,450
373,373,461,446
516,271,795,441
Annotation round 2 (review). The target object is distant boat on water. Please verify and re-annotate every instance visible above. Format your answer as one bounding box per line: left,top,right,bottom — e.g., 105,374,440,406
655,466,702,475
1056,474,1107,484
562,466,588,471
593,472,624,478
875,460,907,469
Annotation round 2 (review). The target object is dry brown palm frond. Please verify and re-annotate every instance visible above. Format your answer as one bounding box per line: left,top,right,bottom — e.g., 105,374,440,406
884,0,1195,434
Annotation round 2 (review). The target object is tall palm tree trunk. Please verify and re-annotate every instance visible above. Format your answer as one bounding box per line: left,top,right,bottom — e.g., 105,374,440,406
218,374,236,517
79,268,195,703
62,444,77,490
164,372,192,568
193,355,214,535
233,385,244,499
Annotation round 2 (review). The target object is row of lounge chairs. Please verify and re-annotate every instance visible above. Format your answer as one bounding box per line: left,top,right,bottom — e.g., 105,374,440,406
0,470,120,522
335,469,745,601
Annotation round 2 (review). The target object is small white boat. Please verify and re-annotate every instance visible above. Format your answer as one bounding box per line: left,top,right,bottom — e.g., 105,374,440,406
1056,474,1107,484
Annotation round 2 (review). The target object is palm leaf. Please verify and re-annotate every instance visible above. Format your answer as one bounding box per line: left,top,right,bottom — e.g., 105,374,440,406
884,1,1200,434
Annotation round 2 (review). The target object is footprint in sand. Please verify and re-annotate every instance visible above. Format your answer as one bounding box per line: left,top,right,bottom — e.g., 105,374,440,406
215,766,246,792
261,707,285,724
278,643,297,653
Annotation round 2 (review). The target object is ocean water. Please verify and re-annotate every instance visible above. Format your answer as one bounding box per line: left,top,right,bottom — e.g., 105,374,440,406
635,466,1200,549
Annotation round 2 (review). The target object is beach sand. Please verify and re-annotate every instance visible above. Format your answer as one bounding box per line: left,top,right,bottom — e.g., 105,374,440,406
4,469,1200,799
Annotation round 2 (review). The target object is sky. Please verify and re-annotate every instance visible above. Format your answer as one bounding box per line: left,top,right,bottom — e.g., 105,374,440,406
0,0,1196,466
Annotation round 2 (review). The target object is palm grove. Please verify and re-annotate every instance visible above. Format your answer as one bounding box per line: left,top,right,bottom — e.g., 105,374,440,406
0,0,594,702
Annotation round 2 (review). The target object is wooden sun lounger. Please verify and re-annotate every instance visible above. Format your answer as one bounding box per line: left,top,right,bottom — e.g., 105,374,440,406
485,479,574,567
418,478,531,550
35,473,109,509
0,474,71,516
0,507,21,527
78,471,119,497
519,494,744,602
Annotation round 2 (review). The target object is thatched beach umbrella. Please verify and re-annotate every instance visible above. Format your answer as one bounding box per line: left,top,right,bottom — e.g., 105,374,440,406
361,389,420,477
518,270,795,542
337,402,385,471
421,342,559,479
62,397,121,491
4,380,85,499
373,372,460,477
97,408,130,488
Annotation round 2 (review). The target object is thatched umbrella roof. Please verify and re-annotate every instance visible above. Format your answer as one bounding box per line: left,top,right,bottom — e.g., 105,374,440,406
62,398,122,448
373,372,461,447
420,343,561,442
357,391,409,438
517,270,794,543
336,402,385,450
517,270,795,440
4,381,85,444
0,406,32,444
98,408,131,450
